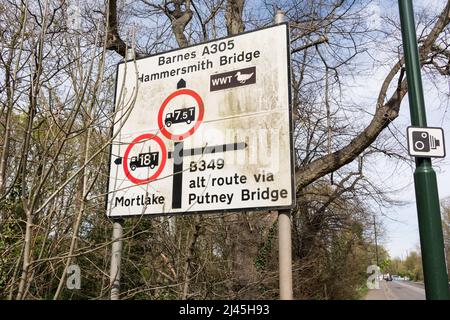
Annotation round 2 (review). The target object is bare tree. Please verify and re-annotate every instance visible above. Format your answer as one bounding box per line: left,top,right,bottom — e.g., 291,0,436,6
1,0,450,300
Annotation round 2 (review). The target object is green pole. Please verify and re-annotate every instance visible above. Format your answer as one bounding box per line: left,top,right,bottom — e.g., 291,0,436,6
398,0,450,300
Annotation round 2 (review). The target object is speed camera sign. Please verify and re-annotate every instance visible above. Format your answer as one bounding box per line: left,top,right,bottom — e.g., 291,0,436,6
407,126,446,158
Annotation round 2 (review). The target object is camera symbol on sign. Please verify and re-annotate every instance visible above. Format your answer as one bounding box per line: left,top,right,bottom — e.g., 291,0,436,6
412,131,440,152
407,127,445,158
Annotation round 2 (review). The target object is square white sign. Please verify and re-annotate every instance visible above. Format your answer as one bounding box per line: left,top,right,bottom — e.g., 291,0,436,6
106,24,295,217
407,127,446,158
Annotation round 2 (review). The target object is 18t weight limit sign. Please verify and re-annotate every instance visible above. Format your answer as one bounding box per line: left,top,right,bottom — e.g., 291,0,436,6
106,23,295,217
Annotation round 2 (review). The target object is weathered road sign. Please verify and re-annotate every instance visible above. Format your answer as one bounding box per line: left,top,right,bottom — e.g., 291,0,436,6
107,23,295,217
407,126,446,158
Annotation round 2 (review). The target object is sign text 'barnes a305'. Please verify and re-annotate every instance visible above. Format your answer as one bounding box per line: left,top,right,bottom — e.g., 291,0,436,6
107,23,295,217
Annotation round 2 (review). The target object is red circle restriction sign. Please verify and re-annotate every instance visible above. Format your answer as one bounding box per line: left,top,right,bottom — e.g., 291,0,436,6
157,89,204,141
123,133,167,185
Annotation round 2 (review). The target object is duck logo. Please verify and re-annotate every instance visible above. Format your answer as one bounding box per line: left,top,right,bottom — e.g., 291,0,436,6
210,66,256,92
235,71,254,84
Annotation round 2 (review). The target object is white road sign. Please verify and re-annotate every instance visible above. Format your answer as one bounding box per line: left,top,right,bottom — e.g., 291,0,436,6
407,126,446,158
107,23,295,217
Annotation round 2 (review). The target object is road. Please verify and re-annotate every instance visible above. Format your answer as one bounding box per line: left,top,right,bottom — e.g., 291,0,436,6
365,280,425,300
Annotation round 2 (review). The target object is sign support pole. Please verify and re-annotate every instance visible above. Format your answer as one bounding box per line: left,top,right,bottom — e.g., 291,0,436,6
110,218,123,300
374,215,379,267
398,0,450,300
274,9,293,300
278,209,293,300
109,49,136,300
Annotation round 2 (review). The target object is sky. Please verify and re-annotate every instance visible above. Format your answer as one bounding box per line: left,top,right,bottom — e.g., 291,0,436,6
352,0,450,259
382,93,450,259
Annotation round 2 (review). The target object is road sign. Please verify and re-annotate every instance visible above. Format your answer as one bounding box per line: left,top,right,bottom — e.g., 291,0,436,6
407,127,446,158
106,23,294,217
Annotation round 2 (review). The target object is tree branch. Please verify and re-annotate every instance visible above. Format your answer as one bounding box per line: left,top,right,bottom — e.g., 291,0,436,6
292,36,328,53
106,0,128,58
295,1,450,191
225,0,244,36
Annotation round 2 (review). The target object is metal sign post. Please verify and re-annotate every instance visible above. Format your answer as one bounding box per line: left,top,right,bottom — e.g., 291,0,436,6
278,209,293,300
274,9,293,301
398,0,450,300
108,49,136,300
110,218,123,300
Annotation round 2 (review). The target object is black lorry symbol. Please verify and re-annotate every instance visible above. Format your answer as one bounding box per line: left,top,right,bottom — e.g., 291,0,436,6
165,107,195,127
129,151,159,171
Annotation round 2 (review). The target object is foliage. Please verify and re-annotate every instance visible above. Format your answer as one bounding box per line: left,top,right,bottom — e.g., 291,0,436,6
1,0,450,300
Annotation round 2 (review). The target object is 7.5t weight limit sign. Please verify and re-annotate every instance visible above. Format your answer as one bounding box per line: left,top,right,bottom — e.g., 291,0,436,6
106,23,295,217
